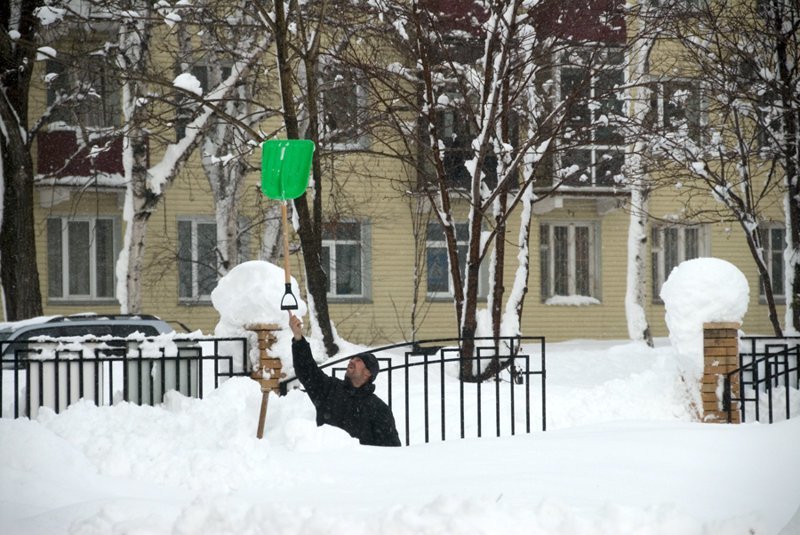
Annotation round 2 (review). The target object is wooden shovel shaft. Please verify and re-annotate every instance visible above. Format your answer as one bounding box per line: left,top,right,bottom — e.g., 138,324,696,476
282,202,291,284
257,390,269,439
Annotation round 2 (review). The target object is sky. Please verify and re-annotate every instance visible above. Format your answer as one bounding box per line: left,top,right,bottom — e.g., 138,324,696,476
1,259,799,534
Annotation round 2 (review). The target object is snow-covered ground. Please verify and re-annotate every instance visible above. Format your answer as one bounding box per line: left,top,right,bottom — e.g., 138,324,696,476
2,259,798,533
2,337,799,535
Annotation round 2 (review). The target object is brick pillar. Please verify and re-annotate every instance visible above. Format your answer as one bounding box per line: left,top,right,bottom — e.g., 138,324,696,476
702,322,741,423
246,323,283,438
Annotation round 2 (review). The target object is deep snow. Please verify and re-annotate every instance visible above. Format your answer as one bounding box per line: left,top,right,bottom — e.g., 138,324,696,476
2,259,798,534
1,338,799,535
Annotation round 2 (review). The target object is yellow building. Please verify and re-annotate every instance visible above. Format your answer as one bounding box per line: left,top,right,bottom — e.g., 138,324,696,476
24,1,789,345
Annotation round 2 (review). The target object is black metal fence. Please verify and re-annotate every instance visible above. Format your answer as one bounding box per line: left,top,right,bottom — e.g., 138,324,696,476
724,336,800,423
1,336,249,418
282,335,547,446
2,334,547,447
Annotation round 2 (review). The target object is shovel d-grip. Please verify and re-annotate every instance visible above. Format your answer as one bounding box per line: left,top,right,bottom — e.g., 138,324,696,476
281,282,298,310
278,203,299,311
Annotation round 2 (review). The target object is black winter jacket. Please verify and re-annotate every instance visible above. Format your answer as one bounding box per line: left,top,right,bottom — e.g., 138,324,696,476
292,337,401,447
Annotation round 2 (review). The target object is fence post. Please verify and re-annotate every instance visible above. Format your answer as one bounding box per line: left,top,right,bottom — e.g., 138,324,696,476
246,323,282,438
702,322,741,423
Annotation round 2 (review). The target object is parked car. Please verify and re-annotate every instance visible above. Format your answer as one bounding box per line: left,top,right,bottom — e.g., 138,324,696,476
0,313,177,368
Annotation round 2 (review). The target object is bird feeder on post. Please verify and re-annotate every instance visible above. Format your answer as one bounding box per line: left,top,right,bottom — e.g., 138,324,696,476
246,323,283,439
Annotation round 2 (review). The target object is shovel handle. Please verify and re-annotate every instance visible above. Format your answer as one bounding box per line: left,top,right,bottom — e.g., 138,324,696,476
281,202,291,284
280,201,298,311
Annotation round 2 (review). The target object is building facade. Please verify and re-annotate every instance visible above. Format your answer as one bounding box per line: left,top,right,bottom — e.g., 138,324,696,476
21,0,790,345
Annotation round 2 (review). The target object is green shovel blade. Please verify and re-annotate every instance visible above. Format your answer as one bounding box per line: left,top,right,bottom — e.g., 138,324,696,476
261,139,315,200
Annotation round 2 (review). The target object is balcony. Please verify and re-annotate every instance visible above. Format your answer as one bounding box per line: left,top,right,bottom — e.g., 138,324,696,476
37,128,125,180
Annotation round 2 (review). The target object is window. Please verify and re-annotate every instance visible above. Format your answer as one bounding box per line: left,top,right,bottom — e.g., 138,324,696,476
426,222,488,298
558,48,625,188
321,67,367,148
46,57,121,128
321,221,371,300
646,80,704,143
47,217,117,301
651,224,709,301
759,224,785,301
178,219,218,301
540,222,599,301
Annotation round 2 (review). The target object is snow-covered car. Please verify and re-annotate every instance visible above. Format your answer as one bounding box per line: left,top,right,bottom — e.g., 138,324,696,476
0,313,177,369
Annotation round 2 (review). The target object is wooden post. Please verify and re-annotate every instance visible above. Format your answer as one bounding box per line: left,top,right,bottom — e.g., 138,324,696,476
246,323,283,438
702,322,741,423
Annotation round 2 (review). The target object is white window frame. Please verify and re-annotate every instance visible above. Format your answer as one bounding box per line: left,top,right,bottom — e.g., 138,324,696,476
651,224,710,302
47,216,118,302
321,220,372,301
759,223,786,302
177,218,218,302
426,222,489,300
556,47,625,189
540,221,600,303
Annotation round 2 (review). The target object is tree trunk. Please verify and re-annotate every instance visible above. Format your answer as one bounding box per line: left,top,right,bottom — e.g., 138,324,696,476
0,0,44,321
0,146,43,320
272,0,339,356
625,186,653,346
770,0,798,332
504,186,534,336
123,126,156,314
124,211,151,314
744,225,783,336
259,203,282,262
459,210,484,380
491,193,507,340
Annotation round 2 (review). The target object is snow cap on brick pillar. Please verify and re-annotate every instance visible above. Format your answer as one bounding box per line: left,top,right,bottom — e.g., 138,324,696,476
211,260,309,373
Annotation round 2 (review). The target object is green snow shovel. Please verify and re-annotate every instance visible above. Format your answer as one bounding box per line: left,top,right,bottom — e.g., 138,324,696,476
261,139,315,310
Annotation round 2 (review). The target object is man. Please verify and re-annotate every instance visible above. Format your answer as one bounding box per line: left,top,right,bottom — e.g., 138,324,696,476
289,314,401,447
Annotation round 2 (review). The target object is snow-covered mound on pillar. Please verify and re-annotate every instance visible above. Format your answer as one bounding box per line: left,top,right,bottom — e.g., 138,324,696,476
211,260,307,371
659,257,749,412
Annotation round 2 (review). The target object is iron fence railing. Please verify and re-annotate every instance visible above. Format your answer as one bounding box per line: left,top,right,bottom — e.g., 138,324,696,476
1,337,249,418
2,334,548,447
281,335,547,446
724,336,800,423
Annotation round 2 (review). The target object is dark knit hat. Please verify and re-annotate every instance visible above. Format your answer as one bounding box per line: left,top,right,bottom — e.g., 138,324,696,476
357,353,380,382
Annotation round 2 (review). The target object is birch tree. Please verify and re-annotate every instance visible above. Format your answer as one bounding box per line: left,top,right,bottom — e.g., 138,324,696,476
621,2,657,346
638,0,799,335
174,1,278,277
346,0,624,379
111,0,269,313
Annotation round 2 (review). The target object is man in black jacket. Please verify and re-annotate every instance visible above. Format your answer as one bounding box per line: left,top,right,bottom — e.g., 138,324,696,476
289,314,401,447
